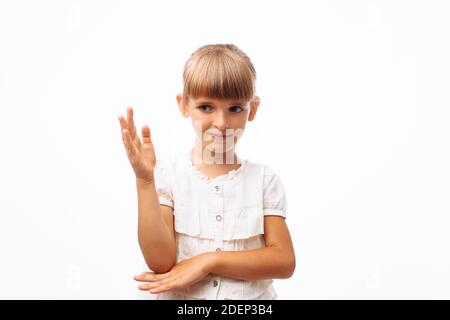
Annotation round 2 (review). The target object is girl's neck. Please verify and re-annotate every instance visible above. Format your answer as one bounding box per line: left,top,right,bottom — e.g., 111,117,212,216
190,146,242,168
189,147,243,180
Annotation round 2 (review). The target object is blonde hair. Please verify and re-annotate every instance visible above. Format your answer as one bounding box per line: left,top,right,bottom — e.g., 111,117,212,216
182,44,257,107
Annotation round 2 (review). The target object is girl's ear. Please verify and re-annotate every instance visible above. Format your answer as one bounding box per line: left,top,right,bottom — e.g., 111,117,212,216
176,93,189,117
248,96,260,122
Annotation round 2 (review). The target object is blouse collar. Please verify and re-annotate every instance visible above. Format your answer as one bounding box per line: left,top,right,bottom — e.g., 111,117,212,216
184,151,248,183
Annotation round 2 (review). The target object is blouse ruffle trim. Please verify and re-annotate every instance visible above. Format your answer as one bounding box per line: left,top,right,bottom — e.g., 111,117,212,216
185,152,249,183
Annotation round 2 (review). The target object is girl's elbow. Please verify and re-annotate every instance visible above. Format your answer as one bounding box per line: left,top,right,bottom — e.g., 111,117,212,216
279,256,296,279
146,260,175,274
144,253,176,274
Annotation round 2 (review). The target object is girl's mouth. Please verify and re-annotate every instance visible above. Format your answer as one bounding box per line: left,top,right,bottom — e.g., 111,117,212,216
210,134,233,140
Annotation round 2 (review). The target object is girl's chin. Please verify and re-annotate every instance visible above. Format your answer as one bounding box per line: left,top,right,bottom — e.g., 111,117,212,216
204,136,237,142
202,143,235,152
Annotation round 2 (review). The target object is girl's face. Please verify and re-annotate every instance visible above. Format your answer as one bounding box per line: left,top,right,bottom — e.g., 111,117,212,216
176,94,260,157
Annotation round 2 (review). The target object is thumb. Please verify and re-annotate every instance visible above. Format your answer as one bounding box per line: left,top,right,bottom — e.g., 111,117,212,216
141,125,152,144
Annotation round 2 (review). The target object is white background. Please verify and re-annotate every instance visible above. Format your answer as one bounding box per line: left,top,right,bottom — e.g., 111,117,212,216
1,0,449,299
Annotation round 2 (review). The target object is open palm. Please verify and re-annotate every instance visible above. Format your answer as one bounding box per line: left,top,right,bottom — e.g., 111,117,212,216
118,106,156,183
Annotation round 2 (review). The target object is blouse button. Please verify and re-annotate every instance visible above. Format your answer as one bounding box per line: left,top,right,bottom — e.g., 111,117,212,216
214,185,221,192
212,280,218,287
216,215,222,222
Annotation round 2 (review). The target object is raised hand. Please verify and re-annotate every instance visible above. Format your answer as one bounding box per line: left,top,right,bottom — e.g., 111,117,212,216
118,106,156,183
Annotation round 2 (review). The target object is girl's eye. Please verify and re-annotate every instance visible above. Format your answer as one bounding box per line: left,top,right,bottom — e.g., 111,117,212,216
230,106,243,113
197,105,243,113
197,105,212,112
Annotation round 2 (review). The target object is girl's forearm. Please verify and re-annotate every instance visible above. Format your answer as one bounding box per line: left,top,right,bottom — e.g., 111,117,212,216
206,246,295,281
136,178,176,273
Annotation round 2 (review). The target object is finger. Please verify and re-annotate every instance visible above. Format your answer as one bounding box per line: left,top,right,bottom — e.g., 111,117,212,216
137,271,155,276
148,283,172,294
122,129,137,156
134,271,155,280
141,125,152,144
134,271,170,282
137,277,175,291
138,282,161,291
127,106,138,139
118,115,127,131
121,129,130,152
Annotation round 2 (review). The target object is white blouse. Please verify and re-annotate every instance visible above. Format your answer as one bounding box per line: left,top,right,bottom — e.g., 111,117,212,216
137,151,288,300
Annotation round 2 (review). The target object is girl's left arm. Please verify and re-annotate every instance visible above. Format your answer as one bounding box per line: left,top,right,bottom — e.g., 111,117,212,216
207,215,296,280
134,216,295,294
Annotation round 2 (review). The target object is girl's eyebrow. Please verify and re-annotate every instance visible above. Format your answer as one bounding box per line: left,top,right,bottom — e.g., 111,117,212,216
197,101,244,105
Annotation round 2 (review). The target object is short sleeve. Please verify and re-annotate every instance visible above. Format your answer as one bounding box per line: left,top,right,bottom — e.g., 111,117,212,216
263,165,288,218
154,158,174,208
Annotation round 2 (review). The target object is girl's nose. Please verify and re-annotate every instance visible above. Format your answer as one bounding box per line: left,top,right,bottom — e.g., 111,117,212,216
212,114,229,131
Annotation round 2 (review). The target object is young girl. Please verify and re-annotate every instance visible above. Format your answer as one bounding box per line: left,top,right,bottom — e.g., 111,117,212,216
118,44,295,300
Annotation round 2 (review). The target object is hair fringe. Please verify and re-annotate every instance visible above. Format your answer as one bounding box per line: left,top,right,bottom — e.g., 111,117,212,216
182,44,256,106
